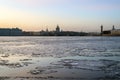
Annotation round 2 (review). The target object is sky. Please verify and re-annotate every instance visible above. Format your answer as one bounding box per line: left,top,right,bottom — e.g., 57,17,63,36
0,0,120,32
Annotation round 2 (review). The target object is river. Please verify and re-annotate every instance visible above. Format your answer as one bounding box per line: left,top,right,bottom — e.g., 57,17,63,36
0,36,120,80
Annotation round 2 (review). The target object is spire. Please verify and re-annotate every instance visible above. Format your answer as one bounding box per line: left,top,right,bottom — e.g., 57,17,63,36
46,28,48,32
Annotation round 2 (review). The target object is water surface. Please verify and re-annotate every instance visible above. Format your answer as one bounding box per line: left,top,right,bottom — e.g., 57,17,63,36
0,37,120,80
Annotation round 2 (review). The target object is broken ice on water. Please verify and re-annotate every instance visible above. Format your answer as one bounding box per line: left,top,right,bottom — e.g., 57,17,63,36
0,37,120,80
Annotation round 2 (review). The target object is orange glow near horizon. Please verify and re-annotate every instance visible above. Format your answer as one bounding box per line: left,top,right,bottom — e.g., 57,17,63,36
0,0,120,32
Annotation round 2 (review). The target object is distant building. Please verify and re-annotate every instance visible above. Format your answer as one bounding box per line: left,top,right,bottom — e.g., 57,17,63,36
0,28,22,36
38,25,88,36
11,28,23,36
0,26,88,36
56,25,60,32
102,25,120,36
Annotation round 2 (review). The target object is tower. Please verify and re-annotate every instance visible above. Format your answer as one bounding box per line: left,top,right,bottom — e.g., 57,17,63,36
112,25,115,30
101,25,103,36
56,25,60,32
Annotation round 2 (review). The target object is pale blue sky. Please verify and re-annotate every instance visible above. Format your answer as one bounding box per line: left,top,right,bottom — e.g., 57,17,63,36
0,0,120,32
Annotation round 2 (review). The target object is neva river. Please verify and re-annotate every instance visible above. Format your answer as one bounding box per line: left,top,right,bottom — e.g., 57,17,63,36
0,37,120,80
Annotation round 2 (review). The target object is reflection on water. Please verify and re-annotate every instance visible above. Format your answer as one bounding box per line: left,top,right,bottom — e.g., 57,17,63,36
0,37,120,80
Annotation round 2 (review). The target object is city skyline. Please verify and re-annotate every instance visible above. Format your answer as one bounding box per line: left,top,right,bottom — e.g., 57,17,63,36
0,0,120,32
